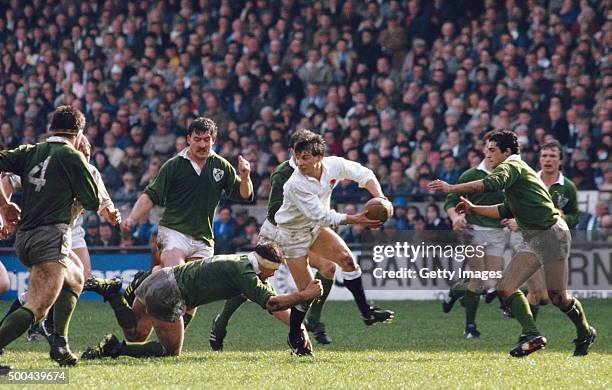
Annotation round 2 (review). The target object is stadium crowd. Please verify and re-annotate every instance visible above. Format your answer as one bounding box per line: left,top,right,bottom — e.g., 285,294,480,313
0,0,610,251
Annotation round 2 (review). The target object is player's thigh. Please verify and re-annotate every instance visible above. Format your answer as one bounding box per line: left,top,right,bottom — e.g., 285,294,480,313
481,255,504,290
63,251,85,293
0,261,10,294
160,249,186,267
498,251,541,297
128,298,154,342
285,256,314,290
24,262,66,320
152,316,184,356
72,247,91,278
310,228,356,271
307,250,336,279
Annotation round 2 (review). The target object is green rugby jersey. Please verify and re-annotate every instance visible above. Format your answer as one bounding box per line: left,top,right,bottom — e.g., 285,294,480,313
267,160,295,225
0,137,99,231
482,155,559,230
444,162,503,228
144,150,251,246
173,254,276,309
538,171,579,228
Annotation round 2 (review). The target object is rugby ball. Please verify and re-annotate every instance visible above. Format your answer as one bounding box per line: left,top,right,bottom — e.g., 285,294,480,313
364,198,393,223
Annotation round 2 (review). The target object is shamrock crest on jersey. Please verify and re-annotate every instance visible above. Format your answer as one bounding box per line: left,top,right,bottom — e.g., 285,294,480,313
213,168,224,182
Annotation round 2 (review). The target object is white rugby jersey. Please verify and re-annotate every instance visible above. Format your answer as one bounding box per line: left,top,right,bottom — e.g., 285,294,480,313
275,156,375,230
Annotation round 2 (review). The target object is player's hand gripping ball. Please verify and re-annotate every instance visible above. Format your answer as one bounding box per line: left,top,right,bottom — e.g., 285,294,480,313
364,197,393,223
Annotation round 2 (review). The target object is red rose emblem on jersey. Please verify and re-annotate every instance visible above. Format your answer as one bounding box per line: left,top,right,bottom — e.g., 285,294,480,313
330,179,337,188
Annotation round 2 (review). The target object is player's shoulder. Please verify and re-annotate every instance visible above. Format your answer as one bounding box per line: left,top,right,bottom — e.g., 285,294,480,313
563,176,578,191
208,152,234,170
271,160,294,179
284,168,312,191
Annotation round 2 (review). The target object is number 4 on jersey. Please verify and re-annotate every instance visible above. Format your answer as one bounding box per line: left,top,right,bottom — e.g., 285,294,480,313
28,157,51,192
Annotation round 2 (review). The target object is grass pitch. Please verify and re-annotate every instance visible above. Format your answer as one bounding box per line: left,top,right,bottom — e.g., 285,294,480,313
0,299,610,389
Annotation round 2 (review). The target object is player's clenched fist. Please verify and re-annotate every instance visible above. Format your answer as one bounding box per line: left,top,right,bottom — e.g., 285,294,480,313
303,279,323,300
237,155,250,178
121,216,135,233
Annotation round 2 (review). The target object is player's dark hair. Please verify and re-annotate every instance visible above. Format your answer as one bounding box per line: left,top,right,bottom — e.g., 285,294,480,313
254,241,283,265
289,128,312,149
292,129,325,157
488,130,520,155
49,105,86,134
541,140,564,160
188,116,218,138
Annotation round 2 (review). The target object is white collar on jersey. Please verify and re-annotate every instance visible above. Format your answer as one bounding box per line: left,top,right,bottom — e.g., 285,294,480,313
504,154,522,162
476,159,493,174
247,251,260,275
537,170,565,186
178,147,216,175
46,136,73,145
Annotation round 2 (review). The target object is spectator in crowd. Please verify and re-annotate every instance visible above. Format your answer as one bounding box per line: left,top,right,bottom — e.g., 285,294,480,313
114,172,139,210
213,207,237,254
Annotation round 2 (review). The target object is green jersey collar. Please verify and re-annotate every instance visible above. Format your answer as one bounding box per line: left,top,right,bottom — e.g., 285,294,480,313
46,136,73,146
178,147,216,175
537,170,564,186
247,251,260,275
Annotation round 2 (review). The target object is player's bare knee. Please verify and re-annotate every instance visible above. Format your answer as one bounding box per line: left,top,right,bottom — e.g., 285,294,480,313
548,291,564,306
320,262,336,279
496,288,515,299
124,328,148,342
337,253,356,272
162,344,181,356
24,303,49,322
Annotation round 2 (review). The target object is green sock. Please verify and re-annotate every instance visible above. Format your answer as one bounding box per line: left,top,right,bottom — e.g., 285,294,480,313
108,295,137,329
183,313,193,330
215,295,248,330
464,290,480,327
121,340,165,358
307,273,333,323
0,307,35,349
529,304,539,321
562,298,591,340
53,288,79,337
506,291,539,336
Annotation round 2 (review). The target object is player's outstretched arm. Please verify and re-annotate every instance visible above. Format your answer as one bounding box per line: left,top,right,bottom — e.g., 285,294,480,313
121,193,154,232
456,196,501,220
428,179,485,194
265,279,322,312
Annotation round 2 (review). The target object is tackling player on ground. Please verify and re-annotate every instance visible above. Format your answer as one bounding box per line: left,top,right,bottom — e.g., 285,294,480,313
82,241,322,358
428,130,596,357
